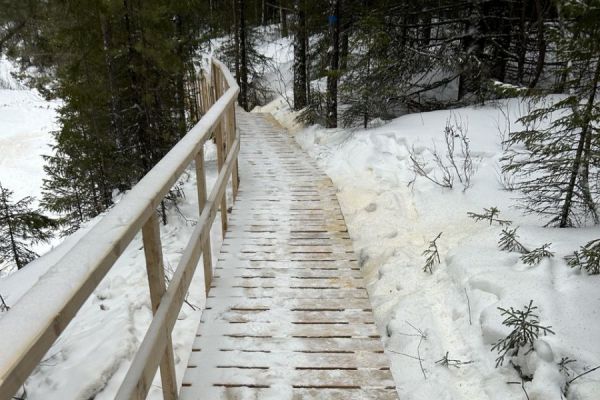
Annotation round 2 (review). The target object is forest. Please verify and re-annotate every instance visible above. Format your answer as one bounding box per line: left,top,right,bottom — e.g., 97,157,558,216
0,1,599,399
1,1,599,256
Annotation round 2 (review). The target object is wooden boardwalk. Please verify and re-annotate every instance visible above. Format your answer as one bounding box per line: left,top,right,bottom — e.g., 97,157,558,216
180,112,397,399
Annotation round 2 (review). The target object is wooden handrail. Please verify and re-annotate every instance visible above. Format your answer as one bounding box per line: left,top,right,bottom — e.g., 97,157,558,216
0,58,240,400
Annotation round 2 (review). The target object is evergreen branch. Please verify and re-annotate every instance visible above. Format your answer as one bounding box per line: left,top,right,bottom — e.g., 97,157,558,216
422,232,442,274
520,244,554,266
491,300,554,367
467,207,512,226
498,227,529,254
565,239,600,275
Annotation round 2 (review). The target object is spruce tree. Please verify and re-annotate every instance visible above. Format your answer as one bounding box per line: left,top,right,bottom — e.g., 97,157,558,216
502,0,600,227
5,0,206,231
0,183,56,270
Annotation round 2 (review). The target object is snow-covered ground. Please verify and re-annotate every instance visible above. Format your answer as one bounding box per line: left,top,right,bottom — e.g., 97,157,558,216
0,57,61,273
258,97,600,399
2,30,599,399
0,57,226,398
0,57,58,201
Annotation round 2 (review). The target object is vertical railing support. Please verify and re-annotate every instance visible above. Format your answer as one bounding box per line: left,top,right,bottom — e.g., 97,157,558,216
212,62,228,238
230,104,239,200
141,213,178,400
195,147,213,294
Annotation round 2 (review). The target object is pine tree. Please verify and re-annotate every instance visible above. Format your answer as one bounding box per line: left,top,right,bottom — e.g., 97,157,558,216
0,183,56,270
325,0,341,128
502,0,600,227
6,0,206,231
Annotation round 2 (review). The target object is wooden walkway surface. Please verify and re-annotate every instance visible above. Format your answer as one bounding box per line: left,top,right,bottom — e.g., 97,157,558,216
181,112,397,399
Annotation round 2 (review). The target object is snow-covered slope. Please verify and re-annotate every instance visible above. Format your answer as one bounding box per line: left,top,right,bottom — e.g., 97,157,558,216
0,57,225,398
0,57,60,275
0,144,225,399
292,98,600,400
0,58,57,201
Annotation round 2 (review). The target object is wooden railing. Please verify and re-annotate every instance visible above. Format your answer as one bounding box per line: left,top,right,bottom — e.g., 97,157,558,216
0,59,239,400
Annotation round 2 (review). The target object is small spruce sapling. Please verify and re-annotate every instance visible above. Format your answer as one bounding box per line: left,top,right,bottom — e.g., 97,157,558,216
520,244,554,266
468,207,512,226
491,300,555,367
435,351,473,368
498,227,529,254
565,239,600,275
422,232,442,274
498,227,554,266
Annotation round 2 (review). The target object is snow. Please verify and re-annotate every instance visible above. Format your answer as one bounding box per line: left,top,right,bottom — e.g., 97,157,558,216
290,98,600,399
0,58,58,202
0,57,61,274
0,57,231,398
0,141,227,399
1,31,599,400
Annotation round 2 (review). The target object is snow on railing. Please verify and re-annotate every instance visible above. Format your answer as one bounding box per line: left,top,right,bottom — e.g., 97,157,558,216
0,59,240,400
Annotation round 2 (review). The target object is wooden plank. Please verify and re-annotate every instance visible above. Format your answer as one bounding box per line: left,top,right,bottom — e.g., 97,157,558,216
213,63,228,238
201,308,376,324
203,297,373,310
187,349,390,369
230,105,240,200
213,266,362,278
181,386,398,400
195,148,213,294
191,335,386,353
207,287,369,299
182,368,394,388
210,275,364,289
141,214,177,400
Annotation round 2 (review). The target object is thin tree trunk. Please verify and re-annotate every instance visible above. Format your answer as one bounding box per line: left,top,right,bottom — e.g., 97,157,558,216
517,0,527,84
559,60,600,227
1,189,22,269
529,0,546,89
326,0,340,128
236,0,249,111
174,14,188,139
280,3,288,37
293,0,307,110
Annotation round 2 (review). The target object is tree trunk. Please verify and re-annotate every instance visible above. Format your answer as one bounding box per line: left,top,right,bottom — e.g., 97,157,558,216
293,0,307,110
0,189,22,269
516,0,527,84
559,60,600,227
326,0,340,128
174,13,188,139
528,0,546,89
236,0,249,111
280,4,288,37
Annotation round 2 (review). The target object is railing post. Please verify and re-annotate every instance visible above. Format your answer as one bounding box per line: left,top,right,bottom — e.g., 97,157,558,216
195,148,213,294
230,104,239,199
141,214,178,400
212,62,228,238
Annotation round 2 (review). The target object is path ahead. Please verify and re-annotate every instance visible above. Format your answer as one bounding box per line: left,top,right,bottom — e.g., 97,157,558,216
181,112,397,399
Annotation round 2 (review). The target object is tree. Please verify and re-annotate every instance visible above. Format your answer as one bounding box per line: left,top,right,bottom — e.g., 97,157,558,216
292,0,308,110
326,0,341,128
0,183,56,270
5,0,205,230
503,0,600,227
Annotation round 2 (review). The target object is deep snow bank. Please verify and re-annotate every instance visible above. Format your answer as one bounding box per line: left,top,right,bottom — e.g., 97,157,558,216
294,98,600,400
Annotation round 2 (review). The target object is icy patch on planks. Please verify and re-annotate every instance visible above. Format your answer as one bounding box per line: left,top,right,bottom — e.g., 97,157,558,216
181,112,397,399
